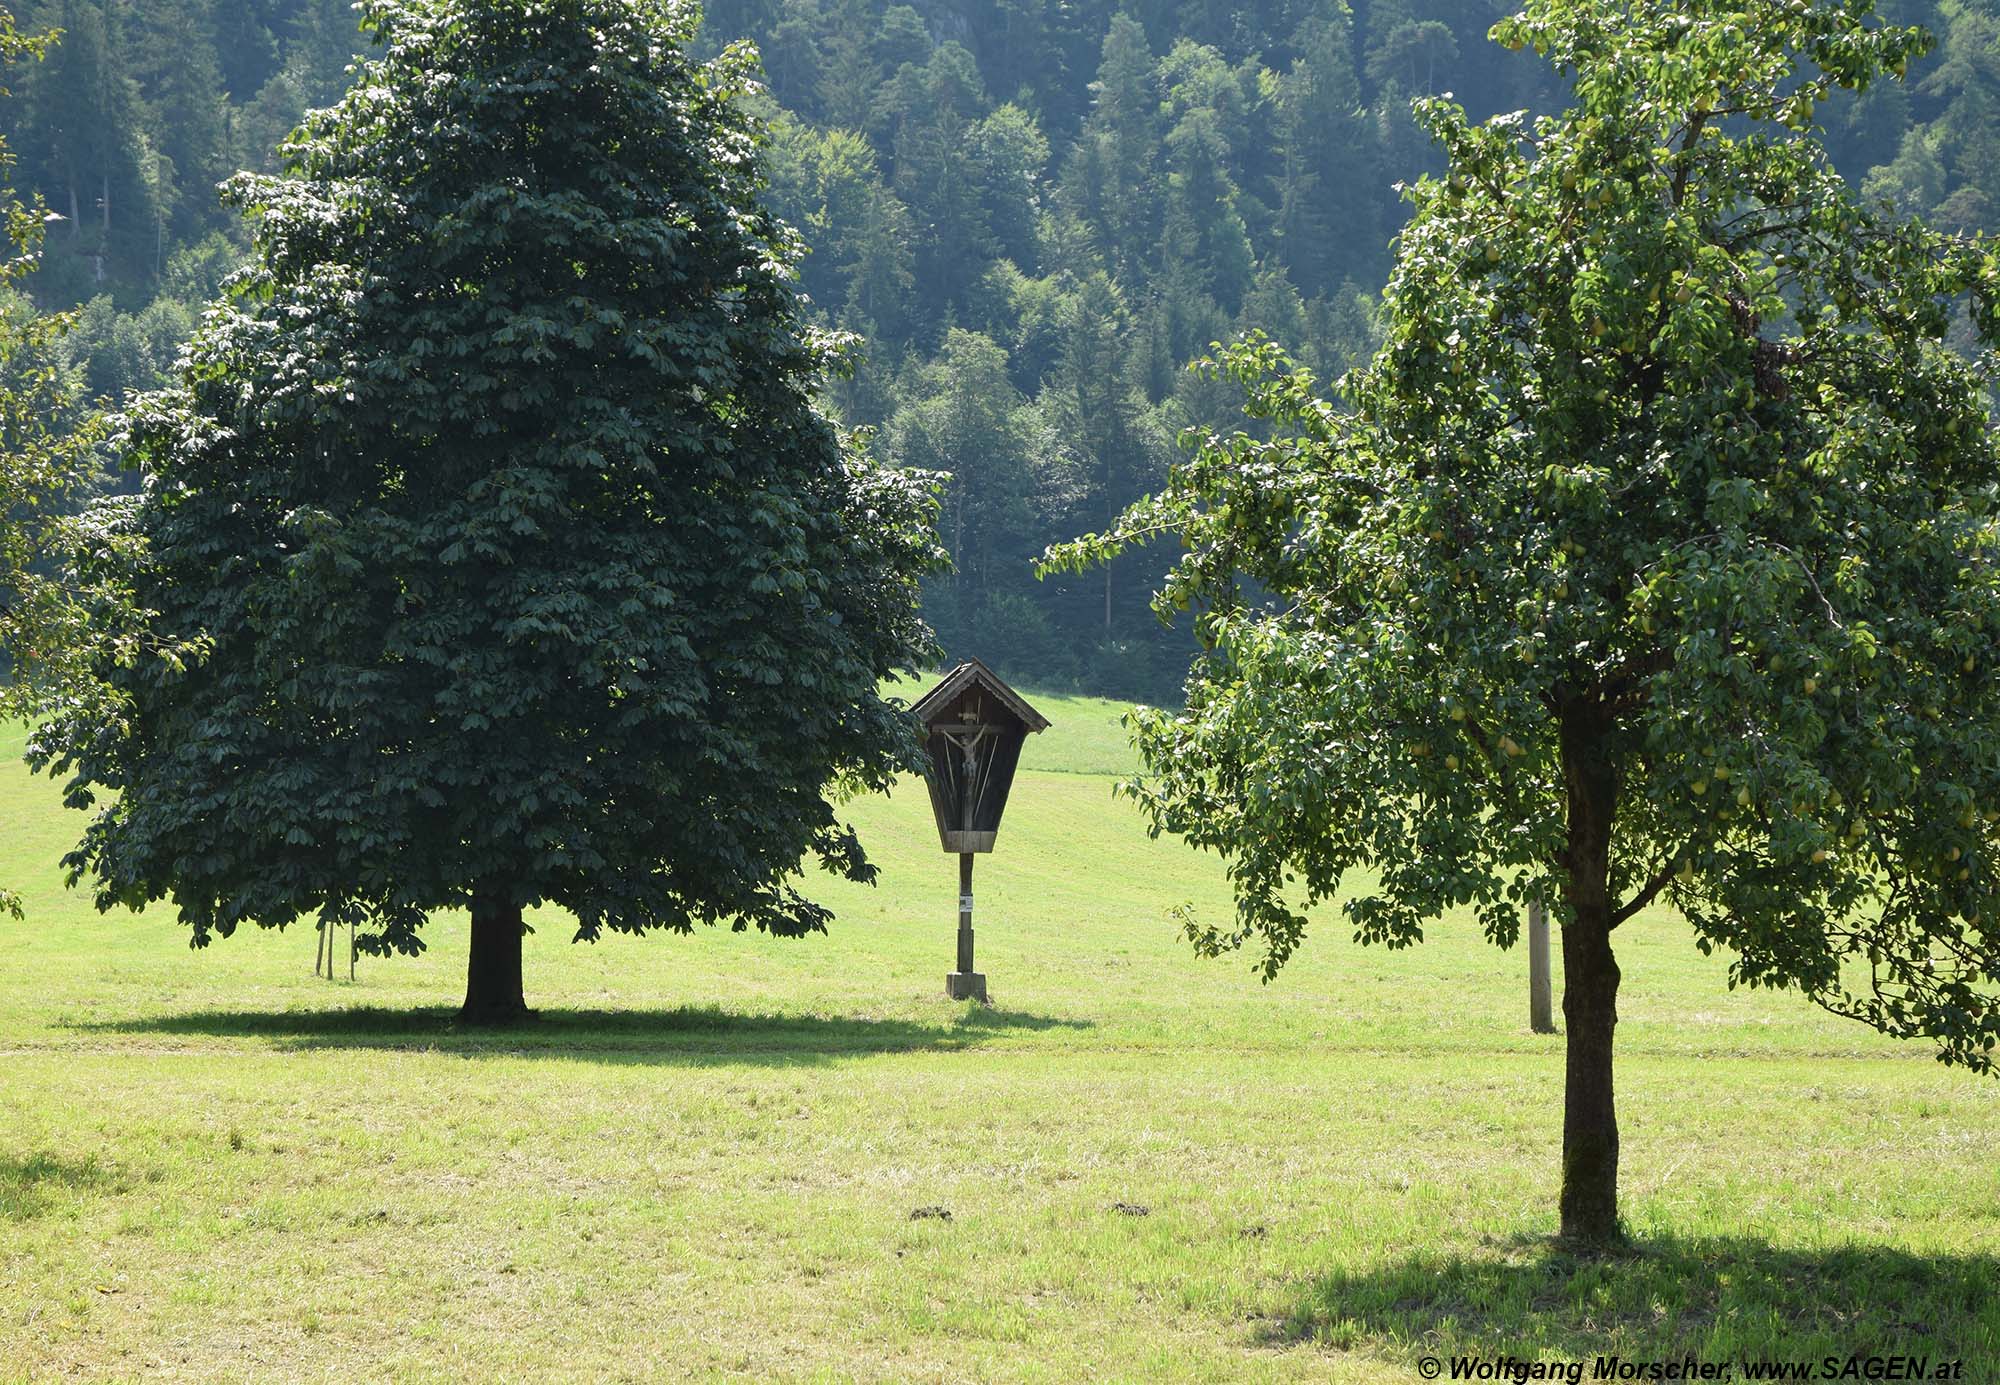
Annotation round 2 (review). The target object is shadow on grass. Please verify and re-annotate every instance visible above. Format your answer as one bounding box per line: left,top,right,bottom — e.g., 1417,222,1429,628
0,1151,110,1220
1265,1233,1998,1369
70,1004,1089,1065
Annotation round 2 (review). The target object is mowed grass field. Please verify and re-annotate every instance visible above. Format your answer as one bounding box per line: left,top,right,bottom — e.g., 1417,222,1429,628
1,686,1996,1383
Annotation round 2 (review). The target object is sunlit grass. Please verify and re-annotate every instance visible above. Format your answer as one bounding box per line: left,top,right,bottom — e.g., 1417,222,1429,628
0,695,1995,1382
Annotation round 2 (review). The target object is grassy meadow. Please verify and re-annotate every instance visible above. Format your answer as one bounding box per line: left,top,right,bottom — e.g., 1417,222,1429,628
0,686,1996,1382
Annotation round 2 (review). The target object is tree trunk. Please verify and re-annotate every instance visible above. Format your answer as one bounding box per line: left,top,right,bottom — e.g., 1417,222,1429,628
1557,711,1624,1246
460,886,530,1025
1559,909,1621,1243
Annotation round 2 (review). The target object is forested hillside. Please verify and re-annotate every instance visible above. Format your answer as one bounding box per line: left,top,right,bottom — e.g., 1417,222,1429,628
2,0,1995,696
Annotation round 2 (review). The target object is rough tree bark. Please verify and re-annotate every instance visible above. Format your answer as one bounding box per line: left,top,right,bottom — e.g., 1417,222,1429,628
1557,709,1624,1246
460,884,529,1025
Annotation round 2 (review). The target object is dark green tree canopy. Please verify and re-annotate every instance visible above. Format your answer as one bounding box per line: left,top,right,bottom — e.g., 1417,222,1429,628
1052,0,2000,1241
39,0,944,971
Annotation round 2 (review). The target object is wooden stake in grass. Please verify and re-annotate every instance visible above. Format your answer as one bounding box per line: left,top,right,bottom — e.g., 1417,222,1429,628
314,917,357,982
1528,896,1554,1035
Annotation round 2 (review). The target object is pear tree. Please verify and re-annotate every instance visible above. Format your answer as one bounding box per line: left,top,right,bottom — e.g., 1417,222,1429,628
1049,0,2000,1244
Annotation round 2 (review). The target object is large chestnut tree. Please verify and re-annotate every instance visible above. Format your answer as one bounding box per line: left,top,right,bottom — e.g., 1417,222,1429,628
1049,0,2000,1244
35,0,943,1023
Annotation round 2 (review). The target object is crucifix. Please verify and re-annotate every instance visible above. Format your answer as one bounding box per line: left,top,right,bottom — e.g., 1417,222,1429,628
939,715,994,1001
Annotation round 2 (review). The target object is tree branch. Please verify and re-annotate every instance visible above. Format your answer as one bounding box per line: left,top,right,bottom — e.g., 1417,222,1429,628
1611,861,1675,927
1670,108,1710,208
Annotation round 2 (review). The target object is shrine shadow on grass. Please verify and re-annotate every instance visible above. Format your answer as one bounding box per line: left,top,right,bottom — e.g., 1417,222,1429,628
74,1003,1088,1065
1264,1233,1998,1372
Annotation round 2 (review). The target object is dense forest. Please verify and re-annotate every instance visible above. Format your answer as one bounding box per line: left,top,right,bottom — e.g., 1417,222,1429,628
2,0,1996,696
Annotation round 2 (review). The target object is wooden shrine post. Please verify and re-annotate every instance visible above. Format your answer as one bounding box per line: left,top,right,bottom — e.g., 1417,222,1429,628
910,659,1050,1004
